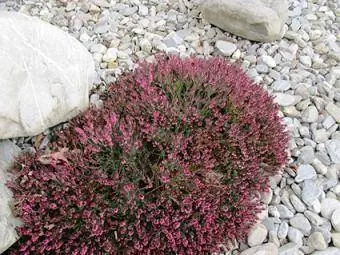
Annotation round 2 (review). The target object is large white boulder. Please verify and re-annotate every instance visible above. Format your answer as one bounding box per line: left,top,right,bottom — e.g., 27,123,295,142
201,0,289,42
0,140,22,254
0,11,96,139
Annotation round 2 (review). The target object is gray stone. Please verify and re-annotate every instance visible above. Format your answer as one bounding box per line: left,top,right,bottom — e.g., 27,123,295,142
298,146,315,164
90,43,107,54
313,129,329,144
273,93,302,107
323,116,336,129
283,106,300,117
301,180,322,206
256,64,269,74
310,199,322,214
311,247,340,255
247,223,268,247
119,6,138,16
240,242,278,255
272,80,291,91
299,55,312,67
304,210,324,226
0,140,22,254
92,0,111,7
308,232,328,251
313,223,332,244
326,165,339,181
327,67,340,86
331,233,340,248
289,213,312,236
287,227,303,246
301,106,319,123
102,48,118,62
320,198,340,219
262,217,277,234
163,31,184,48
0,12,96,139
138,5,148,16
202,0,289,42
94,20,109,34
301,246,315,254
215,40,237,56
295,164,317,183
261,189,273,204
299,126,310,138
261,55,277,68
315,151,331,166
280,189,295,213
290,194,306,212
278,221,289,239
326,103,340,123
279,242,300,255
277,204,294,219
268,231,280,248
257,206,269,221
331,209,340,232
269,69,281,80
268,205,280,218
89,94,103,109
325,139,340,163
291,183,302,197
140,38,152,53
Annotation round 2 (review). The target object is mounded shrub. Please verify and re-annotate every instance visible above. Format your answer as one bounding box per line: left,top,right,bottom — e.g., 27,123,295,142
7,55,288,254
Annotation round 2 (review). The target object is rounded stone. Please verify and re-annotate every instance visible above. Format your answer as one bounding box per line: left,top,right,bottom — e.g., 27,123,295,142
240,242,278,255
273,93,302,107
320,198,340,219
278,221,289,239
289,213,311,236
304,210,323,226
261,189,273,204
247,223,268,247
277,204,294,219
261,55,277,68
308,232,328,251
331,233,340,248
279,242,299,255
301,105,319,123
331,209,340,232
215,40,237,56
102,48,118,62
287,227,303,246
295,164,317,183
290,194,306,212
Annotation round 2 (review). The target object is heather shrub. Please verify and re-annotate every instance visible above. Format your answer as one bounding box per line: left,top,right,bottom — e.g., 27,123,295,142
7,55,288,254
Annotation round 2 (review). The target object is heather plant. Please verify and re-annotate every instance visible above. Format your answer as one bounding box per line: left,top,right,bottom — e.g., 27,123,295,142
7,55,288,254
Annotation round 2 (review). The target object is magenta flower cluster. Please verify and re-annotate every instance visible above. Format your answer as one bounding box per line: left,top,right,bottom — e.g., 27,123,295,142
7,55,288,254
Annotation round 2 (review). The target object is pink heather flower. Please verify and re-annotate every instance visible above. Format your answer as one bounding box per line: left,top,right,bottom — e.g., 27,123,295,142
153,111,160,120
7,55,287,255
160,175,170,183
123,184,134,193
80,246,88,255
110,113,117,125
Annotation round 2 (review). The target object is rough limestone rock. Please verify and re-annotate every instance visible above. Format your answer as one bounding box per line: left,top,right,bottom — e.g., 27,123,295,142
0,11,96,139
0,140,22,254
201,0,289,42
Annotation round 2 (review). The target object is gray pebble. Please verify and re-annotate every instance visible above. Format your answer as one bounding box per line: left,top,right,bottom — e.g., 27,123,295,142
295,164,317,183
289,213,312,235
277,204,294,219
